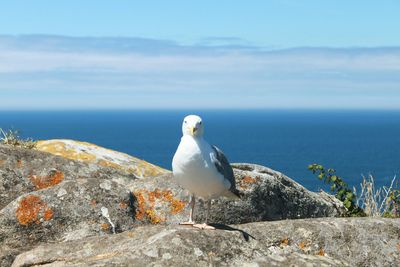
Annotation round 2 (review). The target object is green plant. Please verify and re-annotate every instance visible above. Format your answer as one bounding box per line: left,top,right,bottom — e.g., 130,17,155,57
384,188,400,217
0,128,36,149
308,163,364,216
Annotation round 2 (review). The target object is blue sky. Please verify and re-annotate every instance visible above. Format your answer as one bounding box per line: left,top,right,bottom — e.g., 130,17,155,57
0,1,399,109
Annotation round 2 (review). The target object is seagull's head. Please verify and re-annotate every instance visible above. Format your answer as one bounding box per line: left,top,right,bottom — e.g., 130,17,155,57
182,115,204,137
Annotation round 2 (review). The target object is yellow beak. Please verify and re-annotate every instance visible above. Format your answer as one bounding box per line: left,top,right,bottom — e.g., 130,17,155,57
191,127,197,135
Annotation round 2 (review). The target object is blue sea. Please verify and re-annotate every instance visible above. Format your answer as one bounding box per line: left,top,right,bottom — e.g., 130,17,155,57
1,110,400,192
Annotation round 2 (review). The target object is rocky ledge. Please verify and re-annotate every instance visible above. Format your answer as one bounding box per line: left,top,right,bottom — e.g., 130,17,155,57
12,218,400,267
0,141,398,266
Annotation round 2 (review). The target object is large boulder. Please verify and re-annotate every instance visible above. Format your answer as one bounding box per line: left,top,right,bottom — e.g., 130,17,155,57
0,177,136,266
0,143,345,266
12,218,400,267
0,144,136,210
127,163,345,226
36,139,169,177
0,144,141,266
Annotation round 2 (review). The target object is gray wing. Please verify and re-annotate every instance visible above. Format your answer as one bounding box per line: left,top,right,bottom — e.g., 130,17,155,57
210,145,238,194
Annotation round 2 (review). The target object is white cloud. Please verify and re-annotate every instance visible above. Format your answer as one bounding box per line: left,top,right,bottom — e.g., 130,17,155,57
0,35,399,109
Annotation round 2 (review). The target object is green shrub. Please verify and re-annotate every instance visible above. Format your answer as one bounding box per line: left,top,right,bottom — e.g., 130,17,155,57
308,163,365,216
384,189,400,218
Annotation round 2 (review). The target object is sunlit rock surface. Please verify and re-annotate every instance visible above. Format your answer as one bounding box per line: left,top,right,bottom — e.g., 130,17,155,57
1,143,392,267
36,139,169,177
12,218,400,267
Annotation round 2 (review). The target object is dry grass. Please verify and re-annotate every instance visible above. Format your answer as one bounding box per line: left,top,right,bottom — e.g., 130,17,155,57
354,174,399,217
0,128,36,149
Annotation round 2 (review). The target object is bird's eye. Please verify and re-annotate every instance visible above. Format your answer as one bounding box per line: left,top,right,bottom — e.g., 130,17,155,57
184,120,187,124
199,121,202,124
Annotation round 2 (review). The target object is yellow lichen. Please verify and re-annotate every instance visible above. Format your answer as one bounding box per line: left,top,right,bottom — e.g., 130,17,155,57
145,209,164,224
36,141,97,162
98,159,122,169
36,140,169,177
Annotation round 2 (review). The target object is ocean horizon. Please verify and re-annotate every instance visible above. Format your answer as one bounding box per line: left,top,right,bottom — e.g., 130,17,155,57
1,109,399,192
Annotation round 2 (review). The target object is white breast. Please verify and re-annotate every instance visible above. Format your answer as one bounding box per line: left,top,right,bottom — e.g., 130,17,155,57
172,136,227,198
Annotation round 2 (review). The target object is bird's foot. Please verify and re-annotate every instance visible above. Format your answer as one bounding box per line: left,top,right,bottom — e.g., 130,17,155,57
193,223,216,230
179,221,195,226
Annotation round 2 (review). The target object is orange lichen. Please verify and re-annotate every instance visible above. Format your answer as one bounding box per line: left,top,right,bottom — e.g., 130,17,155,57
133,189,186,224
91,200,97,206
280,237,289,247
134,191,146,221
162,190,186,214
101,223,110,230
242,176,256,184
317,248,325,256
299,242,306,251
239,184,248,189
397,243,400,251
148,189,162,203
16,195,54,225
44,209,54,221
0,159,5,166
119,201,128,209
170,199,186,214
162,190,172,199
29,170,64,190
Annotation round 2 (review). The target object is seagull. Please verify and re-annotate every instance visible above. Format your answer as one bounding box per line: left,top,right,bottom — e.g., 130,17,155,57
172,115,239,230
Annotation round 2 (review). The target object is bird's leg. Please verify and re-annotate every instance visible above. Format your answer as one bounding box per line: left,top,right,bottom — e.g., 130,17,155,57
194,199,215,230
205,199,211,224
180,194,195,225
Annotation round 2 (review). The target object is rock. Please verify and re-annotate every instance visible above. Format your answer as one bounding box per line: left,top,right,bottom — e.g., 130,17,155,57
127,163,346,226
36,139,169,178
0,144,143,266
0,178,135,267
12,218,400,267
0,144,136,210
0,143,346,266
